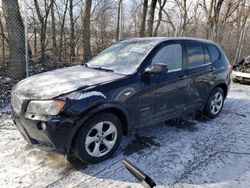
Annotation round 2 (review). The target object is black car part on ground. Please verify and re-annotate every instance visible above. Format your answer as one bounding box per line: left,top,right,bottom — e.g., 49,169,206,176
123,159,156,188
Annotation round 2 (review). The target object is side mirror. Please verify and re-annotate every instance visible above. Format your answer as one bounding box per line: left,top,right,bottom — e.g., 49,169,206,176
145,63,168,75
123,159,156,188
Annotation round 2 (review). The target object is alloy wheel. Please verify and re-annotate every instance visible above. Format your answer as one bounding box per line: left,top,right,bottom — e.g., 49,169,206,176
85,121,118,157
210,92,223,115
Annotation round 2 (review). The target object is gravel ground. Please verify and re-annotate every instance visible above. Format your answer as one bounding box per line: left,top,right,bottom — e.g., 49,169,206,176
0,82,250,188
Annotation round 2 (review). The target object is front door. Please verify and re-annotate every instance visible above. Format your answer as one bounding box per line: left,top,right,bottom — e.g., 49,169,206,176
138,41,189,126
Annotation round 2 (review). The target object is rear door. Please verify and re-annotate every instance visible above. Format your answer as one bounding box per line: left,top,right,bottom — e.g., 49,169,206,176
183,40,214,112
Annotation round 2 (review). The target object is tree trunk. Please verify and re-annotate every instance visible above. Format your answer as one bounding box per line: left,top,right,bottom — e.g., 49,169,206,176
51,0,57,56
34,0,52,63
69,0,76,60
58,0,69,61
0,16,6,64
162,9,176,36
203,0,215,39
2,0,26,79
139,0,148,37
181,0,188,36
147,0,157,37
212,0,225,41
40,23,46,61
116,0,122,41
82,0,92,63
154,0,167,37
234,3,249,64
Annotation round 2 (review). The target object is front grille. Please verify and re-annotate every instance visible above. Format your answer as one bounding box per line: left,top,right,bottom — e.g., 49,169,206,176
11,93,23,114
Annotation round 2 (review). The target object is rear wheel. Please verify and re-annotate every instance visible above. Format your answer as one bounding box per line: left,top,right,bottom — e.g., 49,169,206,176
204,87,225,119
73,112,122,163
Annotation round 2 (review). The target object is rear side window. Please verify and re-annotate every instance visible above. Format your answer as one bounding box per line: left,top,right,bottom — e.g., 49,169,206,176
186,41,205,68
207,45,220,62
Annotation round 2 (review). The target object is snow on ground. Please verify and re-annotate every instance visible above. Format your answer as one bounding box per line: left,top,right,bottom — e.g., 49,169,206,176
0,82,250,188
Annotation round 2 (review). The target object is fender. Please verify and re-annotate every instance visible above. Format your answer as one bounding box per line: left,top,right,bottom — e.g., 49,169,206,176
201,79,229,110
66,102,130,153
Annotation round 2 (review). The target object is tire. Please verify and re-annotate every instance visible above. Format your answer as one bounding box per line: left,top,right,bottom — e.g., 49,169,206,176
204,87,225,119
73,112,122,164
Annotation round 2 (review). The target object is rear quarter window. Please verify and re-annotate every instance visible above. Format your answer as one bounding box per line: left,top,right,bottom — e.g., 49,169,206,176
204,45,211,63
207,44,220,62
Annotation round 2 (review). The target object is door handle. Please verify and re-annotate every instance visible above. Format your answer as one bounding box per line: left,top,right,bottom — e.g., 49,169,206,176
179,75,188,80
209,67,216,72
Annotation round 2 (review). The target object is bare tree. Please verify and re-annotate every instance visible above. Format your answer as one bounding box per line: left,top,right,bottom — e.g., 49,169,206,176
0,12,7,64
217,0,241,43
82,0,92,63
69,0,76,60
234,1,250,64
147,0,157,37
212,0,225,41
57,0,69,61
162,9,177,36
29,7,38,56
2,0,26,78
1,0,249,77
201,0,225,40
51,0,57,56
116,0,123,41
34,0,52,62
139,0,148,37
181,0,188,36
154,0,167,36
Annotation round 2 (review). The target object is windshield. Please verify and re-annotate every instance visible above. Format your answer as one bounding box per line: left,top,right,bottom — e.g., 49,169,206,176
86,41,156,74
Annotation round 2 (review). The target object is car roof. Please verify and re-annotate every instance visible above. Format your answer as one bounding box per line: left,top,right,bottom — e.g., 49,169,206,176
120,37,217,46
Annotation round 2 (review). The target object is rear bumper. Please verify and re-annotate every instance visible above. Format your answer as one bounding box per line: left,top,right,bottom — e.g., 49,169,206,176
12,111,75,154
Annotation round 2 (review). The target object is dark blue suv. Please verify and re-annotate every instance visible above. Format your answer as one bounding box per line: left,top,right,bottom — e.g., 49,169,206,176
11,37,232,163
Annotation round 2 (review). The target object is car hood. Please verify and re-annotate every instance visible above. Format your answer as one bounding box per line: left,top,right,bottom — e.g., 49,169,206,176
12,65,124,99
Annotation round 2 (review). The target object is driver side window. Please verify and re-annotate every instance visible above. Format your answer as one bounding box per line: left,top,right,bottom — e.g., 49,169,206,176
151,44,183,72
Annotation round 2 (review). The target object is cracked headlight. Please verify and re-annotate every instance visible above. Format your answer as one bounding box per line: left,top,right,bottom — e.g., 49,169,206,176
26,100,66,115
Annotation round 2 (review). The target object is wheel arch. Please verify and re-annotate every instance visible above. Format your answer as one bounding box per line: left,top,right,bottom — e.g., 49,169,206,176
202,82,228,111
214,83,228,98
66,103,129,153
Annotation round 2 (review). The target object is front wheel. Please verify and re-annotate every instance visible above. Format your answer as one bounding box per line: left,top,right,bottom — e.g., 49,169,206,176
204,87,225,119
73,112,122,164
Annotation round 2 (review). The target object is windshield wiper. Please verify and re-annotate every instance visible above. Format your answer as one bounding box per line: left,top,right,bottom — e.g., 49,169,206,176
82,63,114,72
90,66,114,72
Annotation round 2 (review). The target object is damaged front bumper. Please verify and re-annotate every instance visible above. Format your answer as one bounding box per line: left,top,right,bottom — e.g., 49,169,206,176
12,111,75,154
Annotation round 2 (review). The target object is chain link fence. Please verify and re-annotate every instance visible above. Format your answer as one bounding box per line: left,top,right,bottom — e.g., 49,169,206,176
0,0,90,107
0,0,115,80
